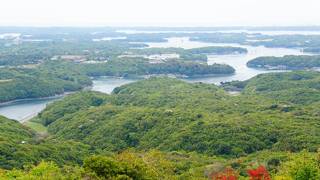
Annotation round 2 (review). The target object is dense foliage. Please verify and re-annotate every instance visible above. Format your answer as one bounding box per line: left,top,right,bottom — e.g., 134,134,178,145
243,71,320,104
1,150,319,179
0,150,221,179
37,72,320,158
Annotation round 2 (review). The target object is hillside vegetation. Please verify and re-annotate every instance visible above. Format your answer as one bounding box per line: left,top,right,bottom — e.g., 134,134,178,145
0,116,91,169
38,71,320,157
1,71,320,179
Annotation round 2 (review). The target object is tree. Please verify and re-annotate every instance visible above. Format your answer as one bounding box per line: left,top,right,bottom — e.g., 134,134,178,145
247,166,271,180
275,151,320,180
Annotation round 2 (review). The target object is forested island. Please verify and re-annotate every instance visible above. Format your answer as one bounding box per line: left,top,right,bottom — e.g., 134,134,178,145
82,58,235,77
247,55,320,70
1,71,320,179
186,46,248,54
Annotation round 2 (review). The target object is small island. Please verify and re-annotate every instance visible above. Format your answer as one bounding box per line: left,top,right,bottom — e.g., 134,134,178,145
247,55,320,70
186,46,248,55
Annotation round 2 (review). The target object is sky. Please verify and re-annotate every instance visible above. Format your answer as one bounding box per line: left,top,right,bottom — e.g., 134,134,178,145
0,0,319,27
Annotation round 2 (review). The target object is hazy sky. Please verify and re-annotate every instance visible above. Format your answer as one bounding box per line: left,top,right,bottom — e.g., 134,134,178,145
0,0,319,26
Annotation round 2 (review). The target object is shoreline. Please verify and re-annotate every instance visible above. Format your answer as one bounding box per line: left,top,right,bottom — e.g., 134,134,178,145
0,92,76,123
0,91,77,107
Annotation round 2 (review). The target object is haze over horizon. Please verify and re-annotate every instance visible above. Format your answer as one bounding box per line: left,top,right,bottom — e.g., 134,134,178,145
0,0,319,27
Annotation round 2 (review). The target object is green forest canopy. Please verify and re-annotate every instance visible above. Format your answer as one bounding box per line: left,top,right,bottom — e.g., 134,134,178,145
1,71,320,179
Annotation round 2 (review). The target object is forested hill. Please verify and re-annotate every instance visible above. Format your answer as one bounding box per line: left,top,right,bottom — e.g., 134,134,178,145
38,71,320,157
243,71,320,104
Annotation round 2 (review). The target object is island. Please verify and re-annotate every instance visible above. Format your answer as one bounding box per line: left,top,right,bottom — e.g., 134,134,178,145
247,55,320,70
